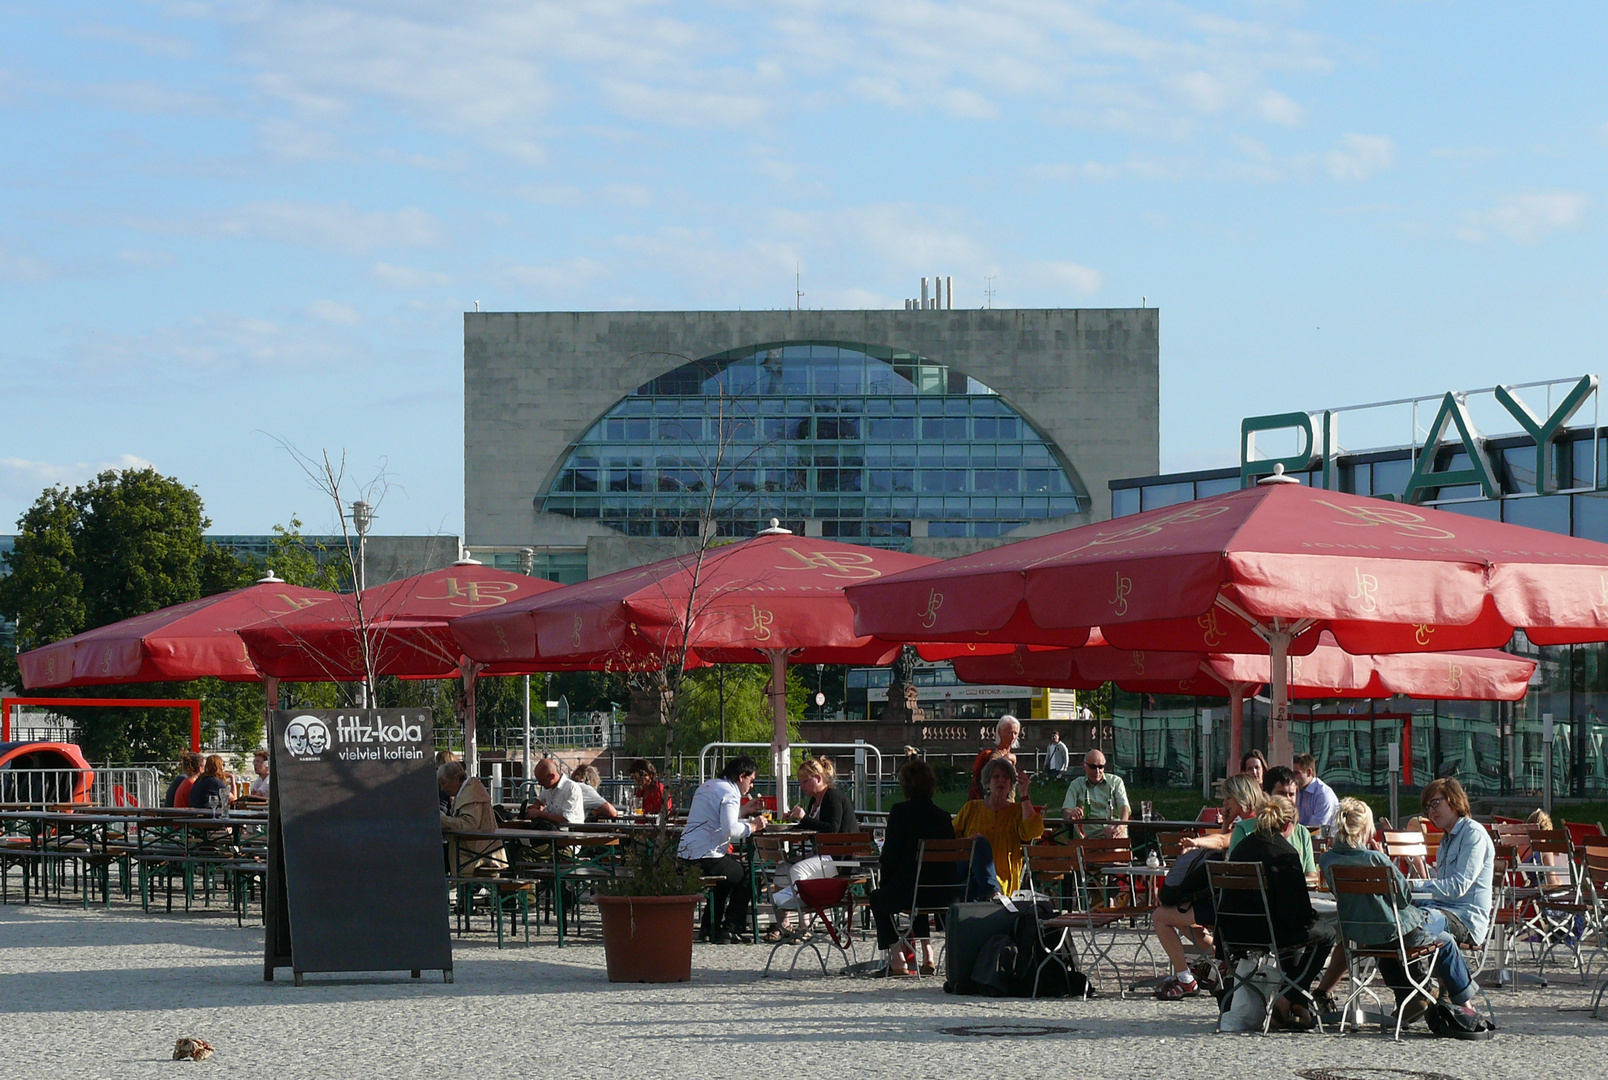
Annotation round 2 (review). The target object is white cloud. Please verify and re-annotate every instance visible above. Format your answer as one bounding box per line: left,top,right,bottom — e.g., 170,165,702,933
1461,191,1589,244
371,262,453,290
68,310,363,377
0,245,56,284
1324,133,1394,181
1020,260,1104,297
507,257,608,292
305,299,361,325
0,453,156,502
1256,90,1304,126
136,201,442,255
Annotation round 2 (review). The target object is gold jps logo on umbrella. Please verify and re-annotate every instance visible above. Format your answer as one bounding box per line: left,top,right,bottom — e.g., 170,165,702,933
919,589,944,629
741,605,775,641
1349,567,1379,612
1197,609,1225,647
775,547,882,579
419,578,520,608
1447,663,1464,692
1318,500,1455,540
1415,624,1435,645
1109,571,1132,616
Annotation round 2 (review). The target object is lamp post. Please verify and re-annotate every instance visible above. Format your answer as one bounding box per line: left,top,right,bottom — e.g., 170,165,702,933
520,547,534,789
350,499,374,707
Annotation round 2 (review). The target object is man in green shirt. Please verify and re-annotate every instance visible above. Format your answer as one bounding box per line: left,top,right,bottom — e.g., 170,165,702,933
1061,749,1130,838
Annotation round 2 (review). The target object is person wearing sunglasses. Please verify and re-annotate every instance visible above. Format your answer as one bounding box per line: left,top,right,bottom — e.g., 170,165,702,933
1060,749,1130,839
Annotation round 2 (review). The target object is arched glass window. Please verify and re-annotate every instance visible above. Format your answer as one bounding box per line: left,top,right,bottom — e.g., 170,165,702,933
540,341,1087,547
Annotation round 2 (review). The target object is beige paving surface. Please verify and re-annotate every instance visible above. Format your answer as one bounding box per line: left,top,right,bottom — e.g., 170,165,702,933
0,902,1604,1079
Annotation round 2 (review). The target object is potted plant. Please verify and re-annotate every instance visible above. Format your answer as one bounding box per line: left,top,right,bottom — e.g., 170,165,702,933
595,821,704,983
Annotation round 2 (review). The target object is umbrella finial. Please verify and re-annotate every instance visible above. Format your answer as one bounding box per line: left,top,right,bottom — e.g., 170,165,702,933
256,570,284,584
1256,463,1301,486
757,517,792,535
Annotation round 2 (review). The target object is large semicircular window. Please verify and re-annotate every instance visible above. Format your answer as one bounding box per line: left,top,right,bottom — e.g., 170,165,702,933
540,341,1087,547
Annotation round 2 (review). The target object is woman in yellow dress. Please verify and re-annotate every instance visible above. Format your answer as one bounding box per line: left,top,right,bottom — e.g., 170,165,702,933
953,757,1044,896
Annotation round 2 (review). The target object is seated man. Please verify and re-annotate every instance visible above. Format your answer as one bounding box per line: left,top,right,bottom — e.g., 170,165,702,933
570,764,620,820
1185,766,1316,874
524,758,586,828
1060,748,1130,838
247,750,271,798
1293,753,1339,831
439,761,506,874
677,755,768,944
1407,778,1492,1026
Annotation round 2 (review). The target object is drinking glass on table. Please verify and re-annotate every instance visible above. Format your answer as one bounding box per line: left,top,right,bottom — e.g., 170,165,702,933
1140,800,1153,822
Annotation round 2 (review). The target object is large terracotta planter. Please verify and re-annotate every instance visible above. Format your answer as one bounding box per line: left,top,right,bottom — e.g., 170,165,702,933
596,894,699,983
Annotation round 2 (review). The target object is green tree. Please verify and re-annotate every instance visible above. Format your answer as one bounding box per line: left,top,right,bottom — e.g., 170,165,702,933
669,663,805,775
0,486,83,690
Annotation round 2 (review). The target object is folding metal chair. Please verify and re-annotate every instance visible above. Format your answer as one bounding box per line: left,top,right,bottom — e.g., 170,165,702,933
1329,863,1441,1040
1024,845,1093,997
893,836,977,979
1208,860,1326,1034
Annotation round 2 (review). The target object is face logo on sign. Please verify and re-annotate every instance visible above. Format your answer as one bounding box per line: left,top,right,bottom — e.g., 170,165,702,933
919,589,945,629
284,716,331,759
1349,567,1379,613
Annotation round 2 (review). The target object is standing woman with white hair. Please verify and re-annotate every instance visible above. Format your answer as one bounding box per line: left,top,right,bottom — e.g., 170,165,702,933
969,714,1021,801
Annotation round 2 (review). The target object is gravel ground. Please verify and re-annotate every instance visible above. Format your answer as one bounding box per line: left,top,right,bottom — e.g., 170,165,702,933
1,902,1604,1079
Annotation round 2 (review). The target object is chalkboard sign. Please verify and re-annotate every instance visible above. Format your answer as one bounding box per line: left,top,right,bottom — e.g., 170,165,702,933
264,709,452,984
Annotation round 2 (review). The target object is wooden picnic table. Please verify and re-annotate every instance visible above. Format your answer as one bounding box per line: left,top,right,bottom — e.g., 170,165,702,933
443,827,631,947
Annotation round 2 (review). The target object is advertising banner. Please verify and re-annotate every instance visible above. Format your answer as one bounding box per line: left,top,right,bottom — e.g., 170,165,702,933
264,708,452,984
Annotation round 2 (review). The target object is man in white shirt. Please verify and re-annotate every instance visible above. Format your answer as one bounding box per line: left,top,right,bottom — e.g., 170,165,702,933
678,755,768,944
248,750,270,798
524,758,586,828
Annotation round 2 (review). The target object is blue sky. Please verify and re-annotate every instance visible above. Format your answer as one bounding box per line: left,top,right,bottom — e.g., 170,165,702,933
3,2,1605,536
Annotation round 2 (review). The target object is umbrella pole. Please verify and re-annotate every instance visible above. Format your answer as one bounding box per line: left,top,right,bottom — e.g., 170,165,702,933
767,649,790,815
460,660,479,777
1269,629,1293,769
1228,682,1246,774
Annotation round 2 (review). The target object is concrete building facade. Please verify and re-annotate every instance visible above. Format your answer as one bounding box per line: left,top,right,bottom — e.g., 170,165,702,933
464,308,1159,577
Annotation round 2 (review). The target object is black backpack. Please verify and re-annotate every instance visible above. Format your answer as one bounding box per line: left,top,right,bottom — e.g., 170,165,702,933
1158,847,1224,916
963,902,1094,999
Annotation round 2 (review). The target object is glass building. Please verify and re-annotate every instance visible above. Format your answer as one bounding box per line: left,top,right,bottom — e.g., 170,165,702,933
1108,426,1608,799
538,342,1088,549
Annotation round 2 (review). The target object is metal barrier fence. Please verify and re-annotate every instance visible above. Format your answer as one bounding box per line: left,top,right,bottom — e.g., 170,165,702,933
0,767,161,807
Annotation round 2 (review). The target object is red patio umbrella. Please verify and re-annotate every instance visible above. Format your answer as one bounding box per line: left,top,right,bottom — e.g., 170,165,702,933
453,524,938,811
949,632,1536,770
847,476,1608,765
238,562,566,773
18,574,340,690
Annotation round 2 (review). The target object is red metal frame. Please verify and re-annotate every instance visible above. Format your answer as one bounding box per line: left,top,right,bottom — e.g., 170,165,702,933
1309,710,1413,786
2,696,202,752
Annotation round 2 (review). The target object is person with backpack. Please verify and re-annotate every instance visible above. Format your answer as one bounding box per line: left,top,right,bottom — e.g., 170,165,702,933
1153,773,1264,1000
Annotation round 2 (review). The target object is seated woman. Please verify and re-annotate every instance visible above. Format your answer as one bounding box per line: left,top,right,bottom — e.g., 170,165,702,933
1219,795,1334,1030
953,757,1043,898
1185,766,1317,874
627,758,671,816
1319,797,1479,1029
868,758,961,976
789,756,859,834
767,757,861,941
1155,773,1264,1000
185,755,233,811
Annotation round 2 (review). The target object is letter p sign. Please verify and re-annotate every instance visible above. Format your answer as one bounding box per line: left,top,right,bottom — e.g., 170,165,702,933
1241,412,1316,489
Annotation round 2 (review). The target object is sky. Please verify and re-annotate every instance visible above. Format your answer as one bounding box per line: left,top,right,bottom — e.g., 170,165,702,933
3,2,1606,537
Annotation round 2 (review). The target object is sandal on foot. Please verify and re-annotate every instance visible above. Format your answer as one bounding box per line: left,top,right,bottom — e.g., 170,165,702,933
1154,975,1199,1000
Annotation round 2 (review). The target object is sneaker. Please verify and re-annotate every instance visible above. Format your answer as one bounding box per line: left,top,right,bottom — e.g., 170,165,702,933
1384,995,1431,1031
